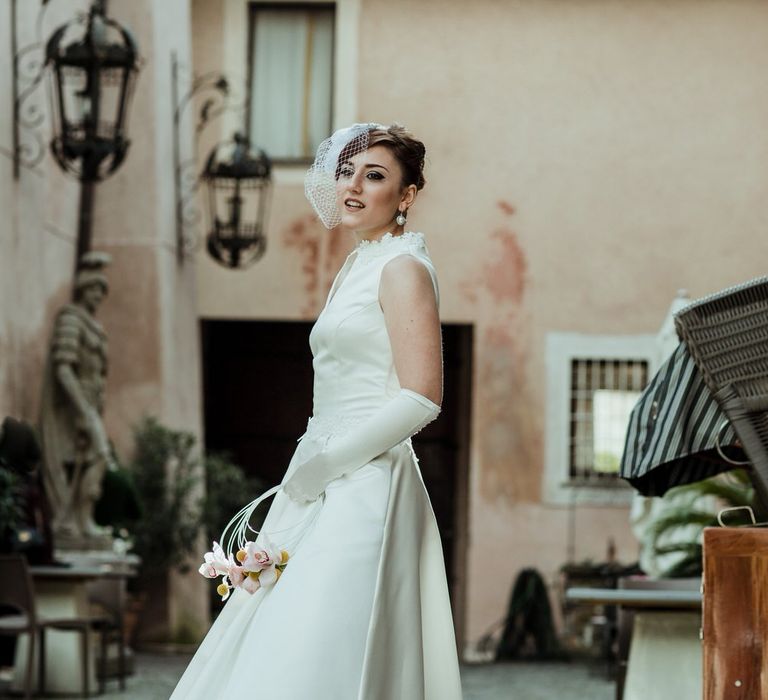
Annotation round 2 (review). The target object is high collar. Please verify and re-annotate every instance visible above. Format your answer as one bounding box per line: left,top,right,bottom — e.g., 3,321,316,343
354,231,425,259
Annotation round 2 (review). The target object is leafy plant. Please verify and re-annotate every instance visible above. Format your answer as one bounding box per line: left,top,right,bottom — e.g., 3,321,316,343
650,470,754,578
94,463,142,533
128,417,202,572
202,451,267,544
201,451,267,616
0,469,25,544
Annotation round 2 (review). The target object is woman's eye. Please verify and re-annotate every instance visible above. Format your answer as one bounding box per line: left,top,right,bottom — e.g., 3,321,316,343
338,167,354,178
366,171,384,180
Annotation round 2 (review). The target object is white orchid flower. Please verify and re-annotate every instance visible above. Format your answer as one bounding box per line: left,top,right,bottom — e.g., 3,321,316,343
240,535,285,589
198,541,230,579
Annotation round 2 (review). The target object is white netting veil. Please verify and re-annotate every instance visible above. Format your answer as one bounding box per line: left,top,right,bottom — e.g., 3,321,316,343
305,123,384,228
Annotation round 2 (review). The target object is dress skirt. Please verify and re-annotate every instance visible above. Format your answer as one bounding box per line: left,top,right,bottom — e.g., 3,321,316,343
171,418,462,700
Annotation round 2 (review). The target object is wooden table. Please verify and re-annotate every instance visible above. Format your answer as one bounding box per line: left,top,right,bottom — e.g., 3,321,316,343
13,562,135,695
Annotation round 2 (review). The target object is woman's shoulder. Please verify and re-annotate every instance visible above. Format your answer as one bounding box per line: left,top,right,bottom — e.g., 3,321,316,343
378,235,439,304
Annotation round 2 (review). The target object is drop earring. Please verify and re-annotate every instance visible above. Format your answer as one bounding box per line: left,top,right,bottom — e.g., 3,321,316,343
396,210,407,226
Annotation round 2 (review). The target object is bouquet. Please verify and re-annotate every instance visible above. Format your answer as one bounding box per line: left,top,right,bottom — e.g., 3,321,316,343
199,483,319,601
199,535,289,601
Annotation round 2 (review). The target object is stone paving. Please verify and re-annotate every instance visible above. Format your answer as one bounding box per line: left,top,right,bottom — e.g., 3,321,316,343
90,653,615,700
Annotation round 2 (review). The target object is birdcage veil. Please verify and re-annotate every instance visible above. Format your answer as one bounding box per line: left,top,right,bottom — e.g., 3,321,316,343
305,122,384,229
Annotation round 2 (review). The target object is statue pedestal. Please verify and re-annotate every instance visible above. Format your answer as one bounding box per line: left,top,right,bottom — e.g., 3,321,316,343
54,548,139,573
54,532,114,553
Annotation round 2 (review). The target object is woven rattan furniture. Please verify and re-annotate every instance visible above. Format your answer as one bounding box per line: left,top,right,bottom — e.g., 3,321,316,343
674,276,768,505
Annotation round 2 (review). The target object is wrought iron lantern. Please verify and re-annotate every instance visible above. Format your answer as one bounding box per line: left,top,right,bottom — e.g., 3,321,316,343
203,132,272,269
45,0,140,181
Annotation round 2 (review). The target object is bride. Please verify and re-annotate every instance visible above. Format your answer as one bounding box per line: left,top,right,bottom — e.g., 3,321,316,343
170,123,463,700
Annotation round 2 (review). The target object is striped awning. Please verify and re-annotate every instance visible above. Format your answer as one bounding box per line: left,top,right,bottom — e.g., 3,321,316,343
620,342,745,496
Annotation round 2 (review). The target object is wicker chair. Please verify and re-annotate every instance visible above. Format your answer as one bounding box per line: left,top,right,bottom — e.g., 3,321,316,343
674,276,768,505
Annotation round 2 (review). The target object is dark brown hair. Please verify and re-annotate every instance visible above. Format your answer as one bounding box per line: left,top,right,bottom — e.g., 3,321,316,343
367,124,426,191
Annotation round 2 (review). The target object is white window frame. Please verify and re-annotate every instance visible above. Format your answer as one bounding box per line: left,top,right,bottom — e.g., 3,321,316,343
221,0,360,185
544,332,657,506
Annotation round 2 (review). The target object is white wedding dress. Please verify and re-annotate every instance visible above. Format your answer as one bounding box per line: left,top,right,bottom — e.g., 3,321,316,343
170,231,462,700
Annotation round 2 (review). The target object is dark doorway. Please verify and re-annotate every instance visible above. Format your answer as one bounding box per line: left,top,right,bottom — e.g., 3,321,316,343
201,319,472,643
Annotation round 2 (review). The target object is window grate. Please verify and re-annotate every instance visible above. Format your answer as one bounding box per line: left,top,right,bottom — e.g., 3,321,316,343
569,359,648,483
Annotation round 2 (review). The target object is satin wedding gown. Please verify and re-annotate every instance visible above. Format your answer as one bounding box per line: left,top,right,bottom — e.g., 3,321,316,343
170,231,462,700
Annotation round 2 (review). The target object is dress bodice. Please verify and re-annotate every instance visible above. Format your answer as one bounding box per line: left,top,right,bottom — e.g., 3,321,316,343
309,231,438,420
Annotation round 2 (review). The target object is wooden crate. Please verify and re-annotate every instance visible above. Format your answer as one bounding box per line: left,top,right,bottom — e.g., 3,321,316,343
702,527,768,698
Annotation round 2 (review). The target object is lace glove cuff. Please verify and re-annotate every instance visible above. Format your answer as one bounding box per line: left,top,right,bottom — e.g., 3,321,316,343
283,389,440,503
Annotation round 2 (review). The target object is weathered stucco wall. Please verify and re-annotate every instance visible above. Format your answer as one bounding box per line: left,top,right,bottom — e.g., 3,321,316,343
192,0,768,650
0,0,207,642
100,0,207,642
361,0,768,646
194,0,363,319
0,1,82,424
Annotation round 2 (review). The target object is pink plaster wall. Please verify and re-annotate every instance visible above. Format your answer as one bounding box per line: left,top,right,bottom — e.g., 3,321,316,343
0,0,81,423
187,0,768,651
0,0,207,642
356,0,768,646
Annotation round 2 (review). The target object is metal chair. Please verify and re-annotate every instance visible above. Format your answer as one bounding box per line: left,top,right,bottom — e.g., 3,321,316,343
0,554,38,699
87,577,128,691
0,554,110,698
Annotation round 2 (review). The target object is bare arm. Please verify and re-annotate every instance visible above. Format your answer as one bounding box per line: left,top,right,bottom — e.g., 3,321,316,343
379,255,443,406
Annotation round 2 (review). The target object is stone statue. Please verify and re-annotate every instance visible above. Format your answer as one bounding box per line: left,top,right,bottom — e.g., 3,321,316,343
39,252,115,548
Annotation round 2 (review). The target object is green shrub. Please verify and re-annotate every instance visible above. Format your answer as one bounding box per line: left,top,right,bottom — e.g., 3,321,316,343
202,451,266,545
0,469,24,544
128,417,202,572
651,470,754,577
94,465,142,533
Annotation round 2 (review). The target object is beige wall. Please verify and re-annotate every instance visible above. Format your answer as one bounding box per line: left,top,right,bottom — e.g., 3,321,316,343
364,0,768,646
1,0,207,642
191,0,768,651
0,2,83,424
104,0,207,642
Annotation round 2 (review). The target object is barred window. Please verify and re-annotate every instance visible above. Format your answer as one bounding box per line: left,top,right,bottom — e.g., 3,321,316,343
569,359,648,483
248,4,335,161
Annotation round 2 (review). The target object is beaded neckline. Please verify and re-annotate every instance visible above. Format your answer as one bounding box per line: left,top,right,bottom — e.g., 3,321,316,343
354,231,424,258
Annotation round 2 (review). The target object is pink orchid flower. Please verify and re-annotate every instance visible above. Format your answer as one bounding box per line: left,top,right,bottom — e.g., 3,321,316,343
242,541,274,571
242,535,284,589
242,575,261,594
227,557,245,588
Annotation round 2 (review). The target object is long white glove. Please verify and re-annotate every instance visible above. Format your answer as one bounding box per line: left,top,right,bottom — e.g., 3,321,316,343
283,389,440,503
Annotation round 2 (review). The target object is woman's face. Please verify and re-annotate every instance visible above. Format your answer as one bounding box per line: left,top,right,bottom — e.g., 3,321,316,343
335,145,413,236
